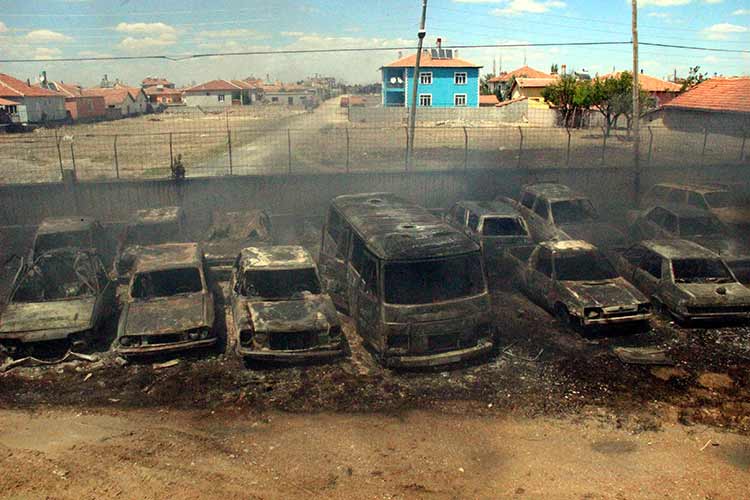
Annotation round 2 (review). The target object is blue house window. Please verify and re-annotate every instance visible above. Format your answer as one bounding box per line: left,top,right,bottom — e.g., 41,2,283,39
454,94,467,107
419,72,432,85
419,94,432,107
454,72,467,85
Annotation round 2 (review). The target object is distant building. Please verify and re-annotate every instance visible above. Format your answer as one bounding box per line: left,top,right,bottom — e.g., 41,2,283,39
183,79,260,107
381,40,482,108
36,75,107,122
661,77,750,135
509,77,560,102
141,77,175,90
144,86,183,105
82,87,141,119
0,73,66,123
487,65,551,95
601,71,682,107
261,82,317,106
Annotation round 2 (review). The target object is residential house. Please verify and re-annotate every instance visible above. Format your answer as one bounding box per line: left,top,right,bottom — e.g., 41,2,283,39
261,82,317,106
183,79,259,107
113,84,148,114
0,97,26,129
509,77,560,102
601,71,682,107
144,86,183,106
661,77,750,135
381,41,482,108
141,77,175,90
0,73,66,123
479,94,499,107
487,65,551,96
82,88,138,119
36,79,107,122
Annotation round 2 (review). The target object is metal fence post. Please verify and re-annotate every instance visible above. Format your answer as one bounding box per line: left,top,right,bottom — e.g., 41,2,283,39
169,132,174,170
69,142,77,177
646,126,654,167
701,126,709,166
404,126,409,171
54,130,64,178
345,127,350,173
741,128,748,162
600,126,607,166
113,135,120,179
463,126,468,172
517,126,524,169
226,129,233,175
565,128,572,167
287,129,292,174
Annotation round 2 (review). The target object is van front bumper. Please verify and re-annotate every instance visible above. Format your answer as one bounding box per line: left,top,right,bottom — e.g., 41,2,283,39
384,339,493,368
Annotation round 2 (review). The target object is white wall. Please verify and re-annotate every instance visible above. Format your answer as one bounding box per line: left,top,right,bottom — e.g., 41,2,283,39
184,92,233,107
23,96,66,123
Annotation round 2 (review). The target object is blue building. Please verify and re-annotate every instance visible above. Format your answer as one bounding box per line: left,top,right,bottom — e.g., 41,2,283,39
381,47,482,108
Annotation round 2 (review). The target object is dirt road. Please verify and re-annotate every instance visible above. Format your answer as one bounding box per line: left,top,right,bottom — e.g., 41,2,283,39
0,406,747,499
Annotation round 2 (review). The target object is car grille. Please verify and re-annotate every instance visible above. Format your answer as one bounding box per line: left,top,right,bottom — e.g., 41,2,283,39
146,334,184,345
428,333,460,353
269,331,319,351
687,305,750,315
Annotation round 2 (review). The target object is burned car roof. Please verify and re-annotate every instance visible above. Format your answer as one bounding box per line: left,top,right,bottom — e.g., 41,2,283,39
37,216,97,235
455,200,521,218
332,193,479,261
642,239,720,260
540,240,597,253
132,206,183,225
523,183,586,202
239,245,315,271
134,243,202,272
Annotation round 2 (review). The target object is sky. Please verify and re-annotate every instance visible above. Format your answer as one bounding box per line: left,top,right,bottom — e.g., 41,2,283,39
0,0,747,87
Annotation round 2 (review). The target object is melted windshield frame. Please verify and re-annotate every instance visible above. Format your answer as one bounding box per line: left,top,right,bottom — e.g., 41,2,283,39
672,258,734,284
131,266,204,300
240,267,321,300
554,251,619,282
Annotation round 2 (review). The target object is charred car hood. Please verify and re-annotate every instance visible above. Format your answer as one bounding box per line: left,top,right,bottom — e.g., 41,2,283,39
678,282,750,304
561,278,645,308
0,298,96,334
124,293,207,335
245,295,338,333
558,222,626,248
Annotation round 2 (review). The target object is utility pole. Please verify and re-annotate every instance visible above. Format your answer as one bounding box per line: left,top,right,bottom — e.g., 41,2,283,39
406,0,428,171
632,0,641,204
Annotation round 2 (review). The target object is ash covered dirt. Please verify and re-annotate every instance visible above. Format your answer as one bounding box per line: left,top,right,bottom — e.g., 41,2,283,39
1,276,748,435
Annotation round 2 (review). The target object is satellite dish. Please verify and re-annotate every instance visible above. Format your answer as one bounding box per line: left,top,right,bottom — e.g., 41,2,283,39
396,77,403,84
390,77,397,84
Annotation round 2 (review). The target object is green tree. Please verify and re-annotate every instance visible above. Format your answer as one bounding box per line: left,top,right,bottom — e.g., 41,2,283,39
480,73,495,95
586,72,655,136
541,74,588,127
681,65,707,91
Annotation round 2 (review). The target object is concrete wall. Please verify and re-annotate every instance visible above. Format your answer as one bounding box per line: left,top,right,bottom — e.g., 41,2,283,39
23,96,67,123
184,92,233,107
663,108,750,137
1,162,747,229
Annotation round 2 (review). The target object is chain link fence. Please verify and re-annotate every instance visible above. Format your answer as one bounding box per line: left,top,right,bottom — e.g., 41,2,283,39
0,121,747,185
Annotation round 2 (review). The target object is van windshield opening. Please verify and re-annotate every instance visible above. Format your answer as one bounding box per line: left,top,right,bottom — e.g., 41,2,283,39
241,268,321,300
555,251,618,281
672,258,734,283
384,253,485,305
482,217,527,236
551,199,596,224
132,267,202,299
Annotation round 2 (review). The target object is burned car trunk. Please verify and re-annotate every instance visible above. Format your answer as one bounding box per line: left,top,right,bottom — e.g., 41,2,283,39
202,209,273,281
510,240,652,331
0,248,115,357
609,239,750,323
115,243,217,356
230,246,346,363
114,206,187,282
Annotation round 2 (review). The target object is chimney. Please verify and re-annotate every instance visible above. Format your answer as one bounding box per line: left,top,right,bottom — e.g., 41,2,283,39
550,65,557,75
561,64,567,75
640,69,644,74
437,37,442,49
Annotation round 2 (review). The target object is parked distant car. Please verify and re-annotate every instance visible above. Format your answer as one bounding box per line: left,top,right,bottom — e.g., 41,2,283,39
114,206,187,280
202,209,273,280
641,183,750,230
229,246,346,362
627,205,750,282
29,216,113,266
501,183,626,248
115,243,217,356
507,240,651,330
0,248,115,356
445,200,532,267
608,239,750,322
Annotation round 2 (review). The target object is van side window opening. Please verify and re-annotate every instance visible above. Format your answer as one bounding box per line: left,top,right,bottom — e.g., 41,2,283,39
350,233,366,273
384,253,484,305
468,213,480,232
326,208,349,259
360,254,378,296
521,192,536,209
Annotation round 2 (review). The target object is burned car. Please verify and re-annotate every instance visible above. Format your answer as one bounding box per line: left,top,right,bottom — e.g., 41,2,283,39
501,183,626,248
510,240,652,330
628,205,750,282
230,246,345,362
609,239,750,322
202,209,273,280
114,206,187,280
642,182,750,231
0,248,115,356
29,216,112,265
115,243,216,356
445,200,532,268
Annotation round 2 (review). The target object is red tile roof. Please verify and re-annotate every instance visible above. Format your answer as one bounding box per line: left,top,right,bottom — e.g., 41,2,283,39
663,77,750,114
489,66,551,83
33,81,85,98
495,96,528,108
601,72,681,93
514,77,559,88
184,79,257,93
0,97,19,106
142,77,172,87
0,73,61,98
144,86,183,96
479,94,500,105
81,87,133,106
383,51,482,68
